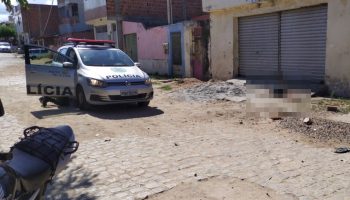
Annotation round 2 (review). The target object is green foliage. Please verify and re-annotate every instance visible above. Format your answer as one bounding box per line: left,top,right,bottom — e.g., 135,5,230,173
160,85,172,91
0,25,16,38
1,0,28,11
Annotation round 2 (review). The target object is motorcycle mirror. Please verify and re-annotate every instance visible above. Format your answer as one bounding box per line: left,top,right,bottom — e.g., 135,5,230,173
0,99,4,117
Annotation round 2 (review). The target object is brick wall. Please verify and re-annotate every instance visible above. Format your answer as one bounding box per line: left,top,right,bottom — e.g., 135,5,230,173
106,0,204,26
106,0,115,19
21,4,60,39
123,0,203,20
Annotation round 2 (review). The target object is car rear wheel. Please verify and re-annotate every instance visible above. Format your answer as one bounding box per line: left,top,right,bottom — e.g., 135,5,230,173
138,101,150,107
76,87,89,110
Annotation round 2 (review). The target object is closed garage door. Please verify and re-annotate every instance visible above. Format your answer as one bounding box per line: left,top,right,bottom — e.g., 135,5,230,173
239,13,280,77
239,5,328,82
281,5,328,82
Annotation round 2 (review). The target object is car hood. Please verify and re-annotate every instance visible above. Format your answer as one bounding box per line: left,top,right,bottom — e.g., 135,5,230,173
0,45,10,49
83,66,147,81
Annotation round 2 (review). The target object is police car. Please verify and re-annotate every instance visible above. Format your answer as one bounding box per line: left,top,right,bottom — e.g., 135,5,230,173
24,38,153,109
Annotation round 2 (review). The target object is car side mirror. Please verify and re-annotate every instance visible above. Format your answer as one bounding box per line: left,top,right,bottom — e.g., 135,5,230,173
135,62,141,67
63,62,74,68
0,99,4,117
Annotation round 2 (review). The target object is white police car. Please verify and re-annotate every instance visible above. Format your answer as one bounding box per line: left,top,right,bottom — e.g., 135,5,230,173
24,38,153,109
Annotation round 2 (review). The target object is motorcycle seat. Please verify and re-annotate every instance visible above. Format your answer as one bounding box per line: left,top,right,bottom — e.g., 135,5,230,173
7,149,51,192
6,126,76,192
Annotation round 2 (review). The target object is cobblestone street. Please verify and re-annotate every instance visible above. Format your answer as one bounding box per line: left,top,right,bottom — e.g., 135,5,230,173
1,54,350,200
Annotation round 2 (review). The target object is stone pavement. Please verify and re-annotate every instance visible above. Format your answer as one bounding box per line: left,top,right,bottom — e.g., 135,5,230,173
1,114,350,200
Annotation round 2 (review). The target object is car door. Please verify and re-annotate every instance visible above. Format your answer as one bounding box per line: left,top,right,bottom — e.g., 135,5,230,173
24,45,77,97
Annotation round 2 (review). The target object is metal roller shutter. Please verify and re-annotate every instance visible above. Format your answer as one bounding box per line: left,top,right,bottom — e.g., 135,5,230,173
239,13,280,77
281,5,328,82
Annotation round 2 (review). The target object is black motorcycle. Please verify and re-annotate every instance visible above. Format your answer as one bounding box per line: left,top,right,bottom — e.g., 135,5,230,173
0,99,79,200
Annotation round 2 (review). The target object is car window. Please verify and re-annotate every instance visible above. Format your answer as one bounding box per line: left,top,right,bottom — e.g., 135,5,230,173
29,47,71,67
68,49,78,66
78,49,134,67
59,48,68,55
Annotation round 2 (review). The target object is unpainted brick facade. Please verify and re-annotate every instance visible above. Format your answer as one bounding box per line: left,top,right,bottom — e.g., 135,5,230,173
106,0,204,26
21,4,60,40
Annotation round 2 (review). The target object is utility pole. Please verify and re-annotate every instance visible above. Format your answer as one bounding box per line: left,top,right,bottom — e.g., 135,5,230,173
167,0,173,24
114,0,123,49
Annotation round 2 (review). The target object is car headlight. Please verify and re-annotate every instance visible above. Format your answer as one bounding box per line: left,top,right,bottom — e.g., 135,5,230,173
145,78,152,86
88,78,107,88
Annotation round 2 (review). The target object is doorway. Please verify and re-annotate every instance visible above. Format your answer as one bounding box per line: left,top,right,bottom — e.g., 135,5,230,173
171,32,182,77
124,33,138,62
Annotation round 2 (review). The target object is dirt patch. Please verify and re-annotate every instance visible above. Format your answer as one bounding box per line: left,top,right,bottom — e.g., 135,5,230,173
278,117,350,144
147,177,296,200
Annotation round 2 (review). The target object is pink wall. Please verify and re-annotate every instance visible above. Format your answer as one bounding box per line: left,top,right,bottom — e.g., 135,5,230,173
123,22,168,60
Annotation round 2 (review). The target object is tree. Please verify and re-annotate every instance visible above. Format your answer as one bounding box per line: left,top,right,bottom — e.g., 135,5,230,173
1,0,28,11
0,25,16,40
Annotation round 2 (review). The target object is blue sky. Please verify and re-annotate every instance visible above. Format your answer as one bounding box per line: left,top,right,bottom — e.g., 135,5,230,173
0,0,57,22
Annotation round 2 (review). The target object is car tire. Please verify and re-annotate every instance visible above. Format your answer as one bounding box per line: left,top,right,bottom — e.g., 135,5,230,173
138,101,150,107
76,87,90,110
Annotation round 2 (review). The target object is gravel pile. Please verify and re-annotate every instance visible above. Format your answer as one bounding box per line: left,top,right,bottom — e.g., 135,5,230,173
173,79,247,102
278,117,350,143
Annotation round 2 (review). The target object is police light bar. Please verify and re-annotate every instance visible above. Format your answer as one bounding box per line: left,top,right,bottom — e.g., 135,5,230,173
66,38,115,46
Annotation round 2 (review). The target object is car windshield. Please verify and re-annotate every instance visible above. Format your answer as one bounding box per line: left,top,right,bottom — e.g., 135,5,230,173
78,48,134,67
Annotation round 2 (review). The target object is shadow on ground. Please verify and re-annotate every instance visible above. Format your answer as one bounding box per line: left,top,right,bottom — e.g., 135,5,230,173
31,103,164,120
46,160,98,200
88,104,164,120
31,106,84,119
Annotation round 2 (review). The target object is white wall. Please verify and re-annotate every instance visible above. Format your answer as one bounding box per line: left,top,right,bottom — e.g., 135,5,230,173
203,0,253,12
138,59,169,75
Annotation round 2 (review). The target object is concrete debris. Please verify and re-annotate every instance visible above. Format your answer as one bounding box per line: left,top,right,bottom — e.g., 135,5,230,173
303,118,313,125
279,118,350,143
173,79,246,102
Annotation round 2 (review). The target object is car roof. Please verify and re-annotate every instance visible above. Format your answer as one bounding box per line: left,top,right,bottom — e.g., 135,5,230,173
60,38,116,50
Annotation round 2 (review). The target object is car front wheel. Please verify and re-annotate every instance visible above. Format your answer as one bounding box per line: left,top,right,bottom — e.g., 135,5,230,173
76,87,89,110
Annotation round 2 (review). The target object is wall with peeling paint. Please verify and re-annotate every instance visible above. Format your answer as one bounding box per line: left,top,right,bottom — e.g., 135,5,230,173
206,0,350,96
168,21,197,77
